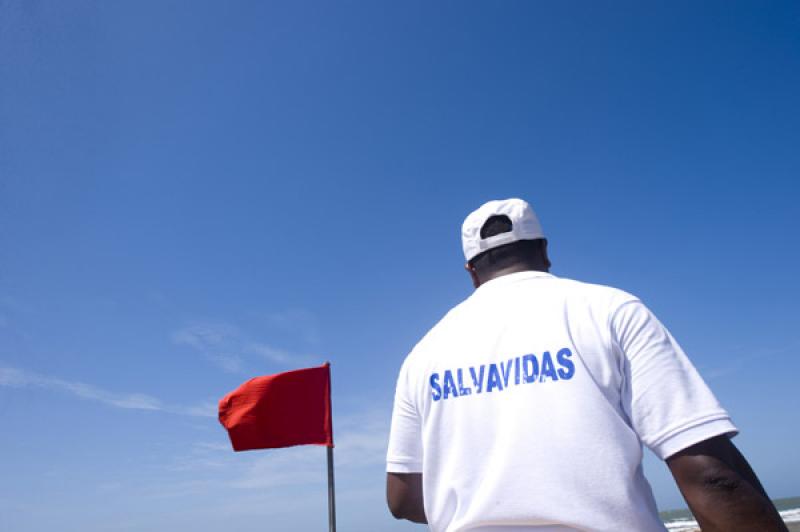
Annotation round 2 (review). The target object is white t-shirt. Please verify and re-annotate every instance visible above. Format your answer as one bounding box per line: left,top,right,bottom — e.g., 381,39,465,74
387,271,737,532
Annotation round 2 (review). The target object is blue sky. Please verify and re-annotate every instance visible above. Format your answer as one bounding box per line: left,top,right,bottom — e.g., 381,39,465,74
1,1,798,530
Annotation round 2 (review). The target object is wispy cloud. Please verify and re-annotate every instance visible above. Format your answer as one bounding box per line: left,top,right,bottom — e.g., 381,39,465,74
172,321,319,373
0,366,215,417
703,341,799,380
171,323,238,351
72,406,393,531
264,309,321,346
225,408,390,490
172,323,244,373
704,359,745,380
230,446,326,490
334,408,392,468
170,399,219,418
245,342,317,366
154,407,391,494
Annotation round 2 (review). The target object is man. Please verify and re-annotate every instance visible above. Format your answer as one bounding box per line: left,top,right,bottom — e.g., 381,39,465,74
386,198,786,531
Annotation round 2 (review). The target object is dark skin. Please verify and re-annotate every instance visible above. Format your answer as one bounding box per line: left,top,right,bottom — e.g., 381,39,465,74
386,472,426,523
666,436,787,531
464,240,551,288
388,244,786,529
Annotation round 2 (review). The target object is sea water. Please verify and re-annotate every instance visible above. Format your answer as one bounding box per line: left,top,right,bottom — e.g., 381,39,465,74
660,496,800,531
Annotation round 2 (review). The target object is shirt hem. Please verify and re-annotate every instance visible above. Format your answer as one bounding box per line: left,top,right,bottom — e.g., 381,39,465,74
650,417,738,459
386,460,423,473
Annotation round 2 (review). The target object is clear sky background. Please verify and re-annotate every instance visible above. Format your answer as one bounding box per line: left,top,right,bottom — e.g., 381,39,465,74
1,1,798,531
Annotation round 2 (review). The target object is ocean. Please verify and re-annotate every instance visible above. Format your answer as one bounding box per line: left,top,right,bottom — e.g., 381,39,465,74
660,496,800,531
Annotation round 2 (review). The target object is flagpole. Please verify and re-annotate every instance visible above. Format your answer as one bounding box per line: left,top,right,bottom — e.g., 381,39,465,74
327,445,337,532
325,361,336,532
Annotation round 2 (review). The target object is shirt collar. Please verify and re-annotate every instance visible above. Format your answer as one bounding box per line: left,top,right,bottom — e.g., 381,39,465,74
474,270,555,294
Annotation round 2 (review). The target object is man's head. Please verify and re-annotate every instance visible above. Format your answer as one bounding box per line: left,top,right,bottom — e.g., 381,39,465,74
461,198,550,288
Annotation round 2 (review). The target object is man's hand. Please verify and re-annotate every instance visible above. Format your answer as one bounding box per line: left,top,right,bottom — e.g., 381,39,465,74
386,472,427,524
666,435,787,532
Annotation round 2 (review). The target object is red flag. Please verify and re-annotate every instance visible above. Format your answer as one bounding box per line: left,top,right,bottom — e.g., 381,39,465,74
218,362,333,451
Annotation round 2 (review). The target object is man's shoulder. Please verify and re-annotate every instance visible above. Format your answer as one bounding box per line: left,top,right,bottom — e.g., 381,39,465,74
401,298,472,367
400,276,641,367
418,298,469,339
551,275,639,304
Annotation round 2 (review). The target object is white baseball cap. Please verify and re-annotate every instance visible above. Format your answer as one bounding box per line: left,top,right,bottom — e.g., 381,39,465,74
461,198,545,262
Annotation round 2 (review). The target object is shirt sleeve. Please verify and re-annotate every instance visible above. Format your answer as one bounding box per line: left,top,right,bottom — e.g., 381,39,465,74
386,357,423,473
612,300,738,460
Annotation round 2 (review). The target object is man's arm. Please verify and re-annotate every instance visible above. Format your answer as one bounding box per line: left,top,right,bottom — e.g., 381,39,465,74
666,435,787,532
386,472,427,524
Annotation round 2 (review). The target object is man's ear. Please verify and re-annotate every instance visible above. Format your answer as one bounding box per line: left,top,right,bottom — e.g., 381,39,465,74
465,262,481,288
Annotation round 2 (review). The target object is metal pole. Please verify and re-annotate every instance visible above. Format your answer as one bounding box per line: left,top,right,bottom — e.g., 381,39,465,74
327,445,337,532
